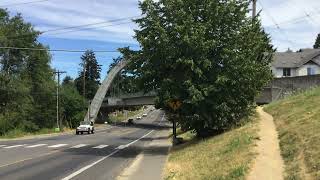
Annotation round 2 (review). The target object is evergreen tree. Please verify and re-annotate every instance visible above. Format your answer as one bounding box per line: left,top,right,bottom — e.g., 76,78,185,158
314,33,320,49
75,50,101,100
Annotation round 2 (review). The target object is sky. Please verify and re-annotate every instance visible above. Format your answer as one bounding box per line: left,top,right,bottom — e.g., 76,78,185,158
1,0,320,80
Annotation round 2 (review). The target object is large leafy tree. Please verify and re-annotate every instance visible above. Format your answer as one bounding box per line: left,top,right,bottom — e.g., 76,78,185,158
314,33,320,49
130,0,274,136
0,8,56,133
75,50,102,100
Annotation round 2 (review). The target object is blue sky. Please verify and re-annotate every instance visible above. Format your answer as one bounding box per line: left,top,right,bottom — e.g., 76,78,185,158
1,0,320,80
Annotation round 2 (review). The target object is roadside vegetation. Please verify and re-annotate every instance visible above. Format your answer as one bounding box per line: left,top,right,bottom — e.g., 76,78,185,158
108,107,144,123
164,115,259,180
0,8,102,138
122,0,274,137
264,87,320,179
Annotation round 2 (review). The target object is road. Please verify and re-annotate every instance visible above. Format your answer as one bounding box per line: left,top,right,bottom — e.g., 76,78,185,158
0,109,170,180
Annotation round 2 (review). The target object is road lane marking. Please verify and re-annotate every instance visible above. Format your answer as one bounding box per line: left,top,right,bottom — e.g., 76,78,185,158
3,144,27,149
115,130,155,150
0,150,59,169
61,149,120,180
62,130,155,180
0,145,7,147
48,144,68,148
26,144,47,148
71,144,88,148
92,145,109,149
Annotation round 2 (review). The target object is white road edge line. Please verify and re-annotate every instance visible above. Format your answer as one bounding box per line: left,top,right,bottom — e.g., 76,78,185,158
0,145,7,147
116,130,154,150
61,130,154,180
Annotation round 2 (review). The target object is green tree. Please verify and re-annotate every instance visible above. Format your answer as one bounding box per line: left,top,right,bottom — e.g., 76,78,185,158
130,0,274,136
75,50,101,100
106,56,140,97
0,8,56,134
314,33,320,49
61,76,87,128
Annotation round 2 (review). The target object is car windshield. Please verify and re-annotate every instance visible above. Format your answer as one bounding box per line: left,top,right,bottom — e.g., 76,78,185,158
80,121,90,125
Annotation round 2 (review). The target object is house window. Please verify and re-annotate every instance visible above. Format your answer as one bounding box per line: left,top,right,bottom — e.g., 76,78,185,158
283,68,291,77
307,67,315,75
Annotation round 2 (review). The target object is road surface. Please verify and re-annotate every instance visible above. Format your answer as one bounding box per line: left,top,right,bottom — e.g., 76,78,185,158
0,109,170,180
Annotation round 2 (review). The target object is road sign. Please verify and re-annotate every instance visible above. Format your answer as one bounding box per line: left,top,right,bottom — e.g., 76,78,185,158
168,100,182,111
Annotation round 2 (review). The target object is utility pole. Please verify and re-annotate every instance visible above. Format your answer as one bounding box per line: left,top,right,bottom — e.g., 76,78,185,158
83,61,86,98
54,70,66,131
252,0,257,19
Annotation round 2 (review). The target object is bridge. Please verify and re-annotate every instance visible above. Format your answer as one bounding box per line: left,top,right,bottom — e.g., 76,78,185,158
101,91,156,108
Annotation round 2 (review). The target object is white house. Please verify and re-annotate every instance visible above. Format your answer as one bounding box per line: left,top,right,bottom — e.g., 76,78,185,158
271,49,320,78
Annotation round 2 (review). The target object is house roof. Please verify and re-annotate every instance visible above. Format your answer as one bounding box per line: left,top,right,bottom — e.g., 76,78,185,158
272,49,320,68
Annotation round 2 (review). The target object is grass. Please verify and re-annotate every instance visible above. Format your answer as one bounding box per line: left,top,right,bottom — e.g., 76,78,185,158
164,115,259,180
0,127,72,139
264,87,320,180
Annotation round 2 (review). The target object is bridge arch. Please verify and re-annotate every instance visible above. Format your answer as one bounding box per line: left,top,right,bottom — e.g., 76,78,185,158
84,60,129,122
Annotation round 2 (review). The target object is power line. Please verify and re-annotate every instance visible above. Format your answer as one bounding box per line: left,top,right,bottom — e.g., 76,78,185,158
6,16,139,40
46,21,133,36
0,46,119,53
259,1,296,47
41,16,139,34
0,0,51,7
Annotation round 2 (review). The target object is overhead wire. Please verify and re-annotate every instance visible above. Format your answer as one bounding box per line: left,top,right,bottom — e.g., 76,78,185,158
5,15,139,40
0,0,51,7
0,46,119,53
258,1,297,47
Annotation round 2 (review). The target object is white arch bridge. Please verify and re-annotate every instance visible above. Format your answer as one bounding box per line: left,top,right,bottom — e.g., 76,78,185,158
84,60,156,123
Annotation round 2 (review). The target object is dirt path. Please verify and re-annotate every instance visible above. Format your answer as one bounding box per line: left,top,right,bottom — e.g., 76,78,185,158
247,107,285,180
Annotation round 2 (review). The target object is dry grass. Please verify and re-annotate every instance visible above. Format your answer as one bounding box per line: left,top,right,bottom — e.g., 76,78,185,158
164,116,259,180
264,87,320,180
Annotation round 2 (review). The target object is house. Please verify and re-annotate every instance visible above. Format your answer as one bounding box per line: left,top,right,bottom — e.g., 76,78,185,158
271,49,320,78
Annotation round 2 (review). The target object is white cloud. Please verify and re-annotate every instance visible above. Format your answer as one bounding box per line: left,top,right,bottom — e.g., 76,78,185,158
259,0,320,51
4,0,141,44
2,0,320,52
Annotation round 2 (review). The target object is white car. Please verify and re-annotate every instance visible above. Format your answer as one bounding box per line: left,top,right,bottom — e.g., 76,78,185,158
136,116,142,120
142,113,147,117
76,121,94,135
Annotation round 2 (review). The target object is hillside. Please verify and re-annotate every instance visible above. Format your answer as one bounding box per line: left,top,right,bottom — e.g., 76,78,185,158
164,116,259,180
265,87,320,179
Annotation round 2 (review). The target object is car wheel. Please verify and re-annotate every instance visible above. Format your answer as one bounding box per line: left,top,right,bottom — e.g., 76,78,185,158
91,129,94,134
81,132,83,135
76,131,79,135
88,129,90,134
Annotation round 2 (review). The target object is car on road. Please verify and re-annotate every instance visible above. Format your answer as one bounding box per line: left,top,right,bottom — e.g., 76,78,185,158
76,121,94,135
142,113,147,117
136,116,142,120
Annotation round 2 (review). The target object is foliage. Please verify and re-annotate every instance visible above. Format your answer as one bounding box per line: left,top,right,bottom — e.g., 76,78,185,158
106,56,141,97
0,8,56,135
314,33,320,49
128,0,274,136
75,50,101,100
60,77,87,128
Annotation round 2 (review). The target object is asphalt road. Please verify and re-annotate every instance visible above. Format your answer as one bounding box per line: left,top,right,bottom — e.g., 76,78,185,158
0,109,169,180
